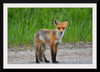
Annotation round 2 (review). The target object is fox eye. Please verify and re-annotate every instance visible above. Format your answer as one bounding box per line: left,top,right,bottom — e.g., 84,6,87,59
62,27,65,30
57,27,60,30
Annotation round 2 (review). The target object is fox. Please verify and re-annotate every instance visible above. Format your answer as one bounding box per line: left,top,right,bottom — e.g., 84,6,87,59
34,19,69,63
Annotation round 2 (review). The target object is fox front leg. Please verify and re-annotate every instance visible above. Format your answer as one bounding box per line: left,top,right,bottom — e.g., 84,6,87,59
50,40,59,63
53,40,60,63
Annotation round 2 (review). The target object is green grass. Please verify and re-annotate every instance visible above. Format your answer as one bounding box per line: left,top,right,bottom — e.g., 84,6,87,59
8,8,92,45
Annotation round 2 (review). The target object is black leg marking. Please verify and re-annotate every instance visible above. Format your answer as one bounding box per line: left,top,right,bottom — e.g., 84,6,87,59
36,54,40,63
43,54,49,63
54,51,56,62
51,50,55,63
54,51,59,63
52,50,59,63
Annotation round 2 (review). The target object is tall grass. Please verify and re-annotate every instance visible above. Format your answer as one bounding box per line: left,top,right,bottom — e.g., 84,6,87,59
8,8,92,45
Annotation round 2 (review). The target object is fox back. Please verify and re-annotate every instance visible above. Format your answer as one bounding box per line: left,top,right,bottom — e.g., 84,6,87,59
34,19,68,44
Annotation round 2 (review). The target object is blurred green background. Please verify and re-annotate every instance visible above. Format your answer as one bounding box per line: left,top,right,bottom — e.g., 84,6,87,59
8,8,92,46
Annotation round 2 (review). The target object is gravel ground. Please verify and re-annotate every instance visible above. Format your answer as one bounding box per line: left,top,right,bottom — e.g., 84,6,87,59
8,42,92,64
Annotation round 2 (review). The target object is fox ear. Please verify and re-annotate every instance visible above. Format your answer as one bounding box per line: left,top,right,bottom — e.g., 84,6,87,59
65,19,69,24
66,19,69,22
54,20,58,25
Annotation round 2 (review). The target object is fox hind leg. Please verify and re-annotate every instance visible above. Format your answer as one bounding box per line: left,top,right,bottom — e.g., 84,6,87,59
34,35,40,63
38,46,43,61
35,42,40,63
41,43,49,63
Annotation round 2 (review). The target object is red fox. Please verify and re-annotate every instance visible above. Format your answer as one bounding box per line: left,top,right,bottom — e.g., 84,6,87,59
34,19,69,63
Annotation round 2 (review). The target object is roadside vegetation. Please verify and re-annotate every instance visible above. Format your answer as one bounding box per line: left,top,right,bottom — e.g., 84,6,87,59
8,8,92,46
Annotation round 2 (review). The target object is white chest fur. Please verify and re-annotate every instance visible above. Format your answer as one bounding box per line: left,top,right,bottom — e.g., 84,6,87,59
54,30,65,45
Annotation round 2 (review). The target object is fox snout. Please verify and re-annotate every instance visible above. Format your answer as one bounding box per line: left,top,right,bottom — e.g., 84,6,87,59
57,30,64,36
60,31,63,34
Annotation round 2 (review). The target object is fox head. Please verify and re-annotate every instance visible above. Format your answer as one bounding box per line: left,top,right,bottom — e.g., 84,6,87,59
54,19,69,35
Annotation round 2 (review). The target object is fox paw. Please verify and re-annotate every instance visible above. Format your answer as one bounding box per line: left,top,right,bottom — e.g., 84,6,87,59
53,61,59,63
45,60,50,63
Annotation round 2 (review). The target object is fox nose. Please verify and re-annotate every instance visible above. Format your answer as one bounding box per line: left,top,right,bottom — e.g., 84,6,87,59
61,32,62,34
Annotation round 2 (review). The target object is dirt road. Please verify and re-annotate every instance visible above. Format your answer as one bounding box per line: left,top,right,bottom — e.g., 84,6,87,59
8,42,92,64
